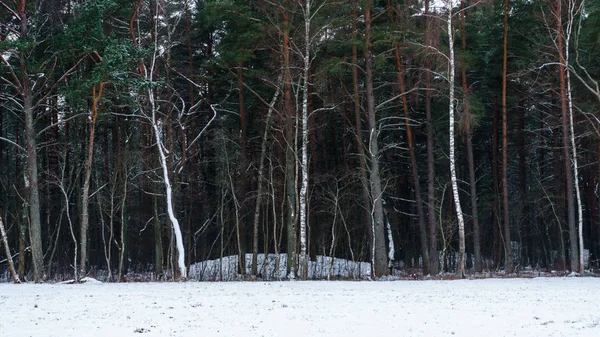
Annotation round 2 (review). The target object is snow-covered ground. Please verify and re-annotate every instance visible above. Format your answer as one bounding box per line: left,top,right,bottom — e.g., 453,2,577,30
1,278,599,336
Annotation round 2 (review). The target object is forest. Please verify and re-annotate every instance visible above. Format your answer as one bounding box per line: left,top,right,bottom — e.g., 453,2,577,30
1,0,600,283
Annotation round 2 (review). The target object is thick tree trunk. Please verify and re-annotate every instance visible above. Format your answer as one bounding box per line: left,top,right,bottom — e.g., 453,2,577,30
24,94,44,282
501,0,514,273
17,0,44,284
365,1,389,277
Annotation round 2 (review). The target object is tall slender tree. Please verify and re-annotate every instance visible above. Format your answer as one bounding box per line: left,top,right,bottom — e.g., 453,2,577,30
501,0,514,273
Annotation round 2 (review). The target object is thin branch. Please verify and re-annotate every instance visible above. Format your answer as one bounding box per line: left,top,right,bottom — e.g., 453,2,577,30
186,106,217,151
0,136,26,153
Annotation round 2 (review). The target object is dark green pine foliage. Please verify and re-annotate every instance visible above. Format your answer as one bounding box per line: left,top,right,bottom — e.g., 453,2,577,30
3,0,600,280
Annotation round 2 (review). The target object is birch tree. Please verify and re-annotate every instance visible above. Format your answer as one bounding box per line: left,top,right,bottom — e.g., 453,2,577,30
570,0,600,272
564,0,584,273
297,0,312,280
446,0,466,278
553,0,579,272
365,0,390,277
297,0,328,280
0,214,20,283
133,0,188,279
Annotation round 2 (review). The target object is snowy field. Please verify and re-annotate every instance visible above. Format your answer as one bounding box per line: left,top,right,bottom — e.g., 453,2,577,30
1,278,599,337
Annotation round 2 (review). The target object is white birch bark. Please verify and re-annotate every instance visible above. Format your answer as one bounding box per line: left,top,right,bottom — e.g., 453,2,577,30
447,1,466,277
565,0,584,273
150,111,187,279
299,0,312,280
144,0,186,279
385,209,395,266
0,215,20,283
328,188,338,280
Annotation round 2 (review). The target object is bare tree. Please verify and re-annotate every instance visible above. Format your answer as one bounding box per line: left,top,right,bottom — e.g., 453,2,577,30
446,0,466,278
553,0,579,273
351,0,374,274
365,0,389,277
80,81,105,276
0,1,82,282
251,84,281,276
564,0,584,273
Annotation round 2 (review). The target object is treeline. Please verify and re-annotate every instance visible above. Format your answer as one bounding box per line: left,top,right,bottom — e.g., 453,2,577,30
1,0,599,282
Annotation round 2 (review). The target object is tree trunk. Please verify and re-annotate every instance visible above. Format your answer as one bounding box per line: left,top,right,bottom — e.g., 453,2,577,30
80,83,104,276
556,0,578,273
154,195,164,279
501,0,514,273
16,0,44,284
492,100,501,267
352,0,374,261
252,86,280,276
118,171,128,282
597,106,600,269
460,0,482,273
518,101,528,267
365,1,389,277
0,215,20,283
447,1,466,278
552,117,567,270
151,114,186,279
394,43,429,274
425,0,439,275
24,93,44,282
564,0,584,273
282,1,297,279
298,0,312,280
237,63,248,275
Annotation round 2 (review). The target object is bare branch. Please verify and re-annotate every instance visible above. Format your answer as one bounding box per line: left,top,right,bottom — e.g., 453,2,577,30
0,136,26,153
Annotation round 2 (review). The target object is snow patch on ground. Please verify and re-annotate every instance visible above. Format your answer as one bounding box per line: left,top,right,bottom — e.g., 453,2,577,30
189,253,371,280
1,278,599,336
58,277,103,285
